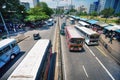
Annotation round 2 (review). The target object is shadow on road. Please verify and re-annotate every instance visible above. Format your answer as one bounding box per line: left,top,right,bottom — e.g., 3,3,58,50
0,51,25,78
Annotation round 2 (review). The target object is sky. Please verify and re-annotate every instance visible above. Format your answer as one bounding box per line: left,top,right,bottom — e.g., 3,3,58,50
40,0,98,8
20,0,98,9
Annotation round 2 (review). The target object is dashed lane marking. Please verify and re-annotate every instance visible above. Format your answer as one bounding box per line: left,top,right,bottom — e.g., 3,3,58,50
82,65,89,78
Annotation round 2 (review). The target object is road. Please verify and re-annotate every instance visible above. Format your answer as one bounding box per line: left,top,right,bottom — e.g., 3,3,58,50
60,17,120,80
0,20,56,80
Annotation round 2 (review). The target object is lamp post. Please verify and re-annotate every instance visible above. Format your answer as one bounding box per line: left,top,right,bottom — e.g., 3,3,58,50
0,6,9,38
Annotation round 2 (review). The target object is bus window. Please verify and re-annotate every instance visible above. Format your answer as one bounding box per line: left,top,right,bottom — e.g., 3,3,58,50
11,42,17,48
2,46,11,53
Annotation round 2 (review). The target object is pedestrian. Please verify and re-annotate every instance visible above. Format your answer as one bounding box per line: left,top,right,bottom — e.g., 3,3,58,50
109,34,113,44
105,33,108,38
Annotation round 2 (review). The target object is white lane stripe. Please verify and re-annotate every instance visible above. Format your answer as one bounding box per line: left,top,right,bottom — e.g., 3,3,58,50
83,65,89,78
85,44,95,56
96,57,115,80
85,44,115,80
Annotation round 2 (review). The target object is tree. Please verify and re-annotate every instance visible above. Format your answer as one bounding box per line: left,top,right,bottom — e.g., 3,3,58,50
101,8,114,22
0,0,26,23
90,11,98,19
115,12,120,24
25,7,49,22
37,2,54,16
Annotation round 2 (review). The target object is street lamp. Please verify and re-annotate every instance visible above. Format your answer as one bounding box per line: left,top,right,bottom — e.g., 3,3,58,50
0,5,9,38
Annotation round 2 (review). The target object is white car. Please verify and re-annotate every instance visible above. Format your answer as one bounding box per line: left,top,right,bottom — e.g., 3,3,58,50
46,19,54,26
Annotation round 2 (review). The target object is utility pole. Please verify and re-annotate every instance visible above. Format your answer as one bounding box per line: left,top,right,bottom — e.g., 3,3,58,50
0,12,9,38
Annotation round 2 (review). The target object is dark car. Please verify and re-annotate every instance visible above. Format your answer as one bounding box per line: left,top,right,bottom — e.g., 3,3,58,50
33,33,41,40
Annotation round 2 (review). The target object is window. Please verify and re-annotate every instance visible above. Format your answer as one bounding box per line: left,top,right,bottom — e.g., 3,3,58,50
11,43,17,47
2,46,11,53
0,50,3,56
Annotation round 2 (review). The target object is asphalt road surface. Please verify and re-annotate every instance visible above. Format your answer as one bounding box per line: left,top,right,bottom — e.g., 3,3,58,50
0,19,56,80
60,17,120,80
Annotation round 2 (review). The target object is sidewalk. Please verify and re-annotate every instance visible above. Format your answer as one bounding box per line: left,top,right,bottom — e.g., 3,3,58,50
99,34,120,63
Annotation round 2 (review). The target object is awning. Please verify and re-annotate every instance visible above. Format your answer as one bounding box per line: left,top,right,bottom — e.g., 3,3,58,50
75,16,80,20
104,25,120,31
87,19,98,24
80,18,88,21
115,29,120,33
95,21,108,27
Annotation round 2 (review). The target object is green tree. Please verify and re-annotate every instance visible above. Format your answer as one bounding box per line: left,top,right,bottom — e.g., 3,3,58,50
0,0,26,23
37,2,54,16
90,11,98,19
115,12,120,24
101,8,114,22
25,7,49,22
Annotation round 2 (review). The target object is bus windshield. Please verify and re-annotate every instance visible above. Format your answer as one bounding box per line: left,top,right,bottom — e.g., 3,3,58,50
90,34,99,39
70,38,84,44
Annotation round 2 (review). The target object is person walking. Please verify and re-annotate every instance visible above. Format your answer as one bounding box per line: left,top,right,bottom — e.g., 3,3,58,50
109,34,113,44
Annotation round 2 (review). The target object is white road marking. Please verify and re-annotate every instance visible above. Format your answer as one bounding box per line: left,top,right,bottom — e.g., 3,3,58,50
85,44,115,80
82,65,89,78
96,57,115,80
85,44,95,56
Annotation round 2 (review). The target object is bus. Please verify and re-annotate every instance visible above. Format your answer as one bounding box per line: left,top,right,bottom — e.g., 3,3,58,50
78,21,90,28
65,26,85,51
8,39,52,80
69,18,75,24
75,25,100,45
0,39,20,68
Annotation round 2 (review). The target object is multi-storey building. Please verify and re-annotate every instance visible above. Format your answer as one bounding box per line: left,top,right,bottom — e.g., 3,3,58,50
98,0,120,13
20,0,39,8
20,2,30,10
89,0,99,14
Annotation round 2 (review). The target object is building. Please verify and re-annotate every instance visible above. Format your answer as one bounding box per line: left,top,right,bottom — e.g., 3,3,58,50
89,1,99,14
77,5,87,13
113,0,120,13
98,0,120,13
20,2,30,10
20,0,39,8
33,0,39,7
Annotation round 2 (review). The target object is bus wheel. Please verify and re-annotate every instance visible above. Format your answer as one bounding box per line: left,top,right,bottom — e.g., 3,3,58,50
10,54,16,59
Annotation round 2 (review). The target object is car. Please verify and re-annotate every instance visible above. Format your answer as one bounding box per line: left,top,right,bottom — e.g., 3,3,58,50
33,33,41,40
45,19,54,26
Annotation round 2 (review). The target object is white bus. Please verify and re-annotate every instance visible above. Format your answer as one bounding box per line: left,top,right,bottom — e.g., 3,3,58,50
75,25,100,45
8,39,52,80
78,21,90,28
69,18,75,24
0,39,20,68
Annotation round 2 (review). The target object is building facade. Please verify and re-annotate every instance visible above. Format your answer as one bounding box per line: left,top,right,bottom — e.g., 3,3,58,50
89,0,99,14
20,0,39,8
20,2,30,10
98,0,120,13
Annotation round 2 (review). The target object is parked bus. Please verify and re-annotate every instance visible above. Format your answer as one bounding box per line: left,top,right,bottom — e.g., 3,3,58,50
78,21,90,28
75,25,100,45
8,39,52,80
65,26,85,51
69,18,75,24
0,39,20,68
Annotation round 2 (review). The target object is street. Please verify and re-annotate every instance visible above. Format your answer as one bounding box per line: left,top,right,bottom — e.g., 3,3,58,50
60,17,120,80
0,17,120,80
0,20,56,80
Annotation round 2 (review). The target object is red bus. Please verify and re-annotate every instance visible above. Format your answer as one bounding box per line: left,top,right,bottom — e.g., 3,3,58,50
65,26,85,51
